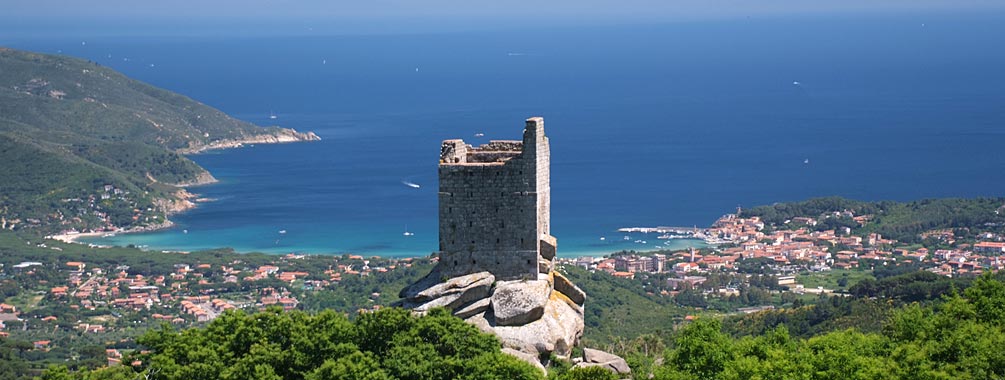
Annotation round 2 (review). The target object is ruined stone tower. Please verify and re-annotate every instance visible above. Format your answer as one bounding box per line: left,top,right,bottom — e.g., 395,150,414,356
399,117,590,368
437,117,557,281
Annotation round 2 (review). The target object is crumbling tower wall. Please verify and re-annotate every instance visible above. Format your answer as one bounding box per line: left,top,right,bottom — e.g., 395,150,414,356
437,117,557,281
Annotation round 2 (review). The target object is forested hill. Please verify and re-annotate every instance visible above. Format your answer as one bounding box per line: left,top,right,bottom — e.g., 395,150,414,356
0,47,317,233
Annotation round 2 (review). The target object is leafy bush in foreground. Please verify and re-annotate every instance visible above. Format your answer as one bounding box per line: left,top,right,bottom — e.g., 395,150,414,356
45,307,542,380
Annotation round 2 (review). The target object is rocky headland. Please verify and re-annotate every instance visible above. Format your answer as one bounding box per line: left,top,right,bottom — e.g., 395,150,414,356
0,47,322,235
397,262,629,377
177,128,321,154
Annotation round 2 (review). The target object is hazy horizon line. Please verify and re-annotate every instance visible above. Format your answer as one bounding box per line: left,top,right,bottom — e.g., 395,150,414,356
3,5,1004,39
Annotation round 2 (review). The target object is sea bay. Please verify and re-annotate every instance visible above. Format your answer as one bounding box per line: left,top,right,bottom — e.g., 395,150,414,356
8,13,1005,256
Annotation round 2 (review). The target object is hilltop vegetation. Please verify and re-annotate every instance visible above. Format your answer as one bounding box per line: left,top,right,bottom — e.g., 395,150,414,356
560,265,686,346
27,274,1005,380
0,47,316,234
741,196,1005,243
605,273,1005,380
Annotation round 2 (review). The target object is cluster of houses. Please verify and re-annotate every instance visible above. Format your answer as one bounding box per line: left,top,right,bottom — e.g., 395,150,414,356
1,252,422,354
44,184,145,231
563,211,1005,287
0,303,18,339
179,296,236,322
49,261,167,312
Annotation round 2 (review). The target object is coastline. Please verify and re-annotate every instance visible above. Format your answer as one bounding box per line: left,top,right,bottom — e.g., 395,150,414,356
48,129,320,246
177,128,321,155
171,171,219,188
47,220,174,245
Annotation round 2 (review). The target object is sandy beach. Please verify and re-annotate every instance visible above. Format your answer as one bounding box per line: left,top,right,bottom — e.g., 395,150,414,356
47,221,175,245
45,132,317,250
47,230,110,244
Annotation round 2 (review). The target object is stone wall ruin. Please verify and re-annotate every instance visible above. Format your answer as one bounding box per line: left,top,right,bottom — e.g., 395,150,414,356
437,117,556,281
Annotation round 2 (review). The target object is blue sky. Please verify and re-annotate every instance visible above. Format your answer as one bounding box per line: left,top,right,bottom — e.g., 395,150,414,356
3,0,1004,36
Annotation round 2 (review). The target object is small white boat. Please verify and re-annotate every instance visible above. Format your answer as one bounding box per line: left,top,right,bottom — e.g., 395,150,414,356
474,133,485,137
804,159,810,164
403,232,414,236
269,111,278,120
182,229,188,234
402,180,421,189
599,237,606,241
279,230,287,234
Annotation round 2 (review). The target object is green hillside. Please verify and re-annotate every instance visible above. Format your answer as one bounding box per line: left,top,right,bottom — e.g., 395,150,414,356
0,47,317,234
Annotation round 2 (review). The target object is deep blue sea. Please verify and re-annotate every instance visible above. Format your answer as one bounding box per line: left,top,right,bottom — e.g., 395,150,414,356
6,13,1005,257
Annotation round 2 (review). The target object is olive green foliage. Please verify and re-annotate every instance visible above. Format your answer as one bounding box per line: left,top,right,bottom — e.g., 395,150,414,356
555,366,619,380
558,266,685,345
722,267,984,339
0,339,32,380
849,270,972,302
72,307,544,380
39,365,137,380
645,273,1005,380
723,296,895,338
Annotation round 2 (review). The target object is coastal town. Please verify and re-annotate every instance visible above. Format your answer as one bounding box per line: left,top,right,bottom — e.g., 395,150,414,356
0,209,991,317
2,203,1005,366
3,4,1003,377
561,208,1005,295
0,245,433,365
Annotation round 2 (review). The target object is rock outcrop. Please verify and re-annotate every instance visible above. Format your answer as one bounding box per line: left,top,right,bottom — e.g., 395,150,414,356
502,348,547,374
397,268,585,366
177,128,321,154
402,271,495,312
553,271,586,307
491,279,551,326
575,348,632,376
397,118,592,371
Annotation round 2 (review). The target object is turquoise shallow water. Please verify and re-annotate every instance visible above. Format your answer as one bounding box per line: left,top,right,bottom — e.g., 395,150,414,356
77,117,710,257
16,13,1005,257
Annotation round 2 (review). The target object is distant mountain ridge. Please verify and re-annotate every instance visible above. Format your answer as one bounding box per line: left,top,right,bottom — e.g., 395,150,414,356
0,47,318,233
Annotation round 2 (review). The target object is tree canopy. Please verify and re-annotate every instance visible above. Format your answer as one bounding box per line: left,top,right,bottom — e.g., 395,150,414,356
44,307,543,380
